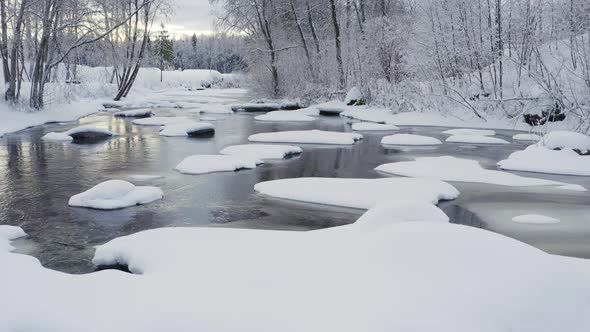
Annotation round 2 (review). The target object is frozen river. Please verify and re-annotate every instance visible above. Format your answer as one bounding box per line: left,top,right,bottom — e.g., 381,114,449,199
1,89,589,273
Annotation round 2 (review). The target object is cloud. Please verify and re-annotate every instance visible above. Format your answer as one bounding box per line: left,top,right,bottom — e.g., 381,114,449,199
159,0,219,37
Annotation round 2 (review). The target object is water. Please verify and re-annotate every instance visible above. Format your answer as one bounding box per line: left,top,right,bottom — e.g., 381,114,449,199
1,99,589,273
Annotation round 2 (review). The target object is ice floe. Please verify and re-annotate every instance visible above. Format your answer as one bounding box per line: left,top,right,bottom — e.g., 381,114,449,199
446,135,510,144
254,111,316,122
174,155,259,175
159,122,214,137
249,130,362,145
220,144,302,160
512,214,561,224
381,134,442,146
68,180,163,210
513,133,542,141
498,145,590,176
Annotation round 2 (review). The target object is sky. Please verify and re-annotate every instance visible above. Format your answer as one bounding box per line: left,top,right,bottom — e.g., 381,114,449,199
160,0,220,38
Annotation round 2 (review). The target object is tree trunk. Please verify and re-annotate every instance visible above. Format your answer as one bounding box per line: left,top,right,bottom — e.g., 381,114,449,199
328,0,345,89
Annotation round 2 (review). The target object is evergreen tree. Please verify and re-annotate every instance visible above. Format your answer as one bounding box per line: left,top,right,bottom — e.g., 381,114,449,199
153,24,175,82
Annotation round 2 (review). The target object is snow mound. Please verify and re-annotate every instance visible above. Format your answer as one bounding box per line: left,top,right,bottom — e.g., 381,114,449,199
344,87,364,105
558,184,588,192
254,177,459,209
381,134,442,146
255,111,316,122
43,126,117,142
249,130,362,145
68,180,163,210
512,214,560,224
446,135,510,144
539,131,590,154
376,156,567,187
41,132,73,142
220,144,302,160
443,129,496,136
114,109,153,118
314,100,347,115
175,155,259,175
159,122,214,137
351,122,399,131
0,225,26,252
132,116,191,126
293,106,320,116
513,133,542,141
354,202,449,231
498,146,590,176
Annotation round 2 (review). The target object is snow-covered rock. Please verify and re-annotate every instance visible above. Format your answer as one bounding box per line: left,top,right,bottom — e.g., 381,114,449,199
41,132,74,142
174,155,259,175
68,180,163,210
254,111,316,122
132,116,191,126
114,109,153,118
446,135,510,144
254,177,459,209
344,87,364,105
159,122,214,137
43,126,117,142
513,133,542,141
220,144,302,160
314,100,347,115
381,134,442,146
231,103,280,112
351,122,399,131
498,145,590,176
249,130,362,145
539,130,590,154
341,107,394,123
442,128,496,136
376,156,568,187
512,214,561,224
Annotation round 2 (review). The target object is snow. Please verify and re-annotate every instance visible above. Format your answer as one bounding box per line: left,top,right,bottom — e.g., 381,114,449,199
43,125,117,142
254,177,459,209
341,107,394,123
159,122,214,137
354,202,449,231
188,104,233,114
344,87,363,105
498,145,590,176
351,122,399,131
68,180,163,210
254,111,316,122
442,128,496,136
381,134,442,145
231,103,280,112
114,109,153,117
199,116,219,121
513,133,542,141
558,184,588,192
220,144,302,160
376,156,569,187
446,135,510,144
249,130,363,145
0,225,26,252
512,214,561,224
314,100,347,114
65,125,117,137
41,132,73,142
174,155,259,175
293,106,320,116
132,116,192,126
538,131,590,154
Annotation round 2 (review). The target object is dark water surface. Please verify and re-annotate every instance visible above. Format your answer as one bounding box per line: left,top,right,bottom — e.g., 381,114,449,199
1,102,589,273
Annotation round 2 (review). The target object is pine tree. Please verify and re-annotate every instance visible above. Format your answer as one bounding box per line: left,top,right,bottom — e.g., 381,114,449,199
153,24,175,82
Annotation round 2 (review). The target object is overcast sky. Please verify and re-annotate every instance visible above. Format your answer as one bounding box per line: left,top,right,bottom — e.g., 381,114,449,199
159,0,220,37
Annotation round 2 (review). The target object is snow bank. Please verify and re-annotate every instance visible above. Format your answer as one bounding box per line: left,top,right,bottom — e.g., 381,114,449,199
376,156,567,187
114,109,153,118
159,122,214,137
220,144,302,160
443,129,496,136
249,130,362,145
255,111,316,122
498,145,590,176
132,116,192,126
341,107,394,123
513,133,542,141
512,214,561,224
446,135,510,144
539,131,590,154
68,180,163,210
381,134,442,145
351,122,399,131
254,177,459,209
174,155,259,175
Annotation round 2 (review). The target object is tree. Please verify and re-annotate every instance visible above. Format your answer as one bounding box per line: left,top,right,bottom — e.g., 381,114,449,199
153,23,174,81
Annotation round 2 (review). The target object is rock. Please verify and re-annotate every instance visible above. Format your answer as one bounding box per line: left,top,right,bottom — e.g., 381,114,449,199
114,109,153,118
344,87,365,106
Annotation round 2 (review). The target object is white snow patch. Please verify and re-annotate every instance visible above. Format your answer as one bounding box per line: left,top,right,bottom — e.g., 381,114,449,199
354,202,449,231
381,134,442,146
558,184,588,192
158,122,214,137
539,131,590,153
443,129,496,136
132,116,192,126
255,111,316,122
41,132,73,142
174,155,259,175
341,107,394,123
0,225,26,252
376,156,567,187
446,135,510,144
498,146,590,176
352,122,399,131
68,180,163,210
314,100,347,114
188,104,233,114
249,130,362,145
220,144,302,160
512,214,561,224
42,125,117,141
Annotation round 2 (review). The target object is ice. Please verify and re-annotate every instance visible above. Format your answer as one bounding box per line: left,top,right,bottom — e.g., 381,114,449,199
174,155,259,174
254,177,459,209
132,116,192,126
498,146,590,176
254,111,316,122
381,134,442,145
376,156,570,187
513,133,542,141
442,129,496,136
538,130,590,154
249,130,363,145
114,109,153,118
159,122,214,137
68,180,163,210
220,144,302,160
351,122,399,131
446,135,510,144
512,214,561,224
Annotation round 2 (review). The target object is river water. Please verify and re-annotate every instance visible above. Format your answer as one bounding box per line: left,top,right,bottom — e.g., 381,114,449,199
1,90,589,273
